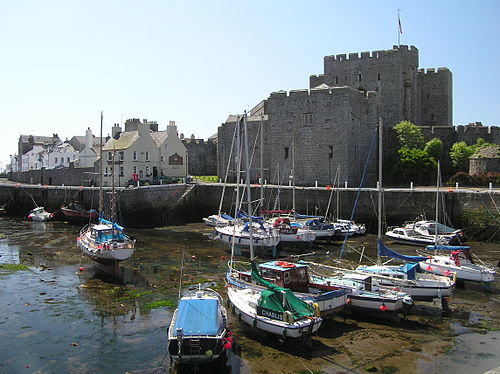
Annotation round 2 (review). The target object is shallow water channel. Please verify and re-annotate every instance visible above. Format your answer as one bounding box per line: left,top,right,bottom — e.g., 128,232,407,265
0,218,498,374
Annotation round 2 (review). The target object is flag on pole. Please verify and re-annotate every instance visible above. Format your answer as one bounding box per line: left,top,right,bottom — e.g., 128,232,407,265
398,14,403,34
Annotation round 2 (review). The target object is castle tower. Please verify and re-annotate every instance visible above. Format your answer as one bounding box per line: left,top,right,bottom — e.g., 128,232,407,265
309,45,452,127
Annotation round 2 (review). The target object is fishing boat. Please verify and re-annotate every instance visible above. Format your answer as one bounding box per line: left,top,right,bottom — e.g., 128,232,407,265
168,286,230,365
76,112,135,264
60,201,99,221
27,206,53,222
227,260,347,316
420,245,496,283
226,112,322,341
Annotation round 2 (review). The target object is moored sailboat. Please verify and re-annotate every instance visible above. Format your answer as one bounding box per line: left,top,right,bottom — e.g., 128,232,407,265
76,112,135,264
226,112,322,341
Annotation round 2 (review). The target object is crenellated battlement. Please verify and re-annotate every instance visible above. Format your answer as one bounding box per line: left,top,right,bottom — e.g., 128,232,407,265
269,86,377,101
324,45,418,62
418,67,451,76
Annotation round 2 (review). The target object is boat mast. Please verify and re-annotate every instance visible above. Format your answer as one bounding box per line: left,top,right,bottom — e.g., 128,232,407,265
260,115,264,212
99,111,104,215
292,137,296,212
377,117,383,265
111,147,116,222
230,116,242,268
243,112,254,261
434,160,441,245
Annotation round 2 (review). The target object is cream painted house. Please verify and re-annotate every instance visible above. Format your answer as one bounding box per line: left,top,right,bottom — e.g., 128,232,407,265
101,119,187,186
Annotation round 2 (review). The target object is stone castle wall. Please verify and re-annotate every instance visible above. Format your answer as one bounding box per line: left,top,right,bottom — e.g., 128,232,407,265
183,138,217,176
218,86,379,187
309,45,452,128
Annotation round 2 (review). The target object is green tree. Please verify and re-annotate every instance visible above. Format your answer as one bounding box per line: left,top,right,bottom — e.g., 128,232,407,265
424,138,444,161
394,121,425,149
449,142,474,171
397,147,437,184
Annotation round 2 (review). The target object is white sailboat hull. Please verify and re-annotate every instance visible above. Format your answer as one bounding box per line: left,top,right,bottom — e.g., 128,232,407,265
419,257,495,283
227,287,321,339
77,226,135,264
215,225,280,248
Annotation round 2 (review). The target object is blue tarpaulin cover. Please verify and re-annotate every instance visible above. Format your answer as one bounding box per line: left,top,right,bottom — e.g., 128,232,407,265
220,213,234,221
400,263,419,280
425,245,470,251
172,298,222,337
377,239,428,262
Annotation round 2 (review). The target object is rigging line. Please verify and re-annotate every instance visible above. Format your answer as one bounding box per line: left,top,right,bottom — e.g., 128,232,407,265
339,126,378,258
488,192,500,215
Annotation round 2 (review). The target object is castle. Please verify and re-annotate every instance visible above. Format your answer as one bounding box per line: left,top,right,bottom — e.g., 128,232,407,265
217,45,498,187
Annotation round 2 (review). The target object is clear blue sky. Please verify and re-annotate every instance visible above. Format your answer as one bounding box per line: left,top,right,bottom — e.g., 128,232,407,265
1,1,499,171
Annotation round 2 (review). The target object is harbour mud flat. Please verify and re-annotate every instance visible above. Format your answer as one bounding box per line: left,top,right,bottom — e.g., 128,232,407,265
0,219,498,374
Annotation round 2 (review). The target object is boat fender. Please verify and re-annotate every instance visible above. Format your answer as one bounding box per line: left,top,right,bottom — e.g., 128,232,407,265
205,349,213,358
312,303,321,317
283,311,294,324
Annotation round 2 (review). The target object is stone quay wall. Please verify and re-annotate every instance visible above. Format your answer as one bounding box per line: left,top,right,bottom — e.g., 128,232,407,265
0,182,498,241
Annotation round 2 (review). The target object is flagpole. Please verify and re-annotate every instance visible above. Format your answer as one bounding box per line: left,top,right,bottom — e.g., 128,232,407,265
397,8,402,46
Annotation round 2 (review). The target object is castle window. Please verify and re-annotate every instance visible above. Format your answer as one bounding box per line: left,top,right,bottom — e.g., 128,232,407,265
377,73,381,81
358,74,362,82
284,147,289,160
303,113,313,125
335,76,339,84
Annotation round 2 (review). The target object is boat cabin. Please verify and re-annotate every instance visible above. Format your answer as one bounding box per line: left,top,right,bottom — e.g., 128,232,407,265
272,218,298,234
239,261,310,293
90,225,126,243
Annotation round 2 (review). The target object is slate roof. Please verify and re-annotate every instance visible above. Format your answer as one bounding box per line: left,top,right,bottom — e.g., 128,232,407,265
102,131,139,151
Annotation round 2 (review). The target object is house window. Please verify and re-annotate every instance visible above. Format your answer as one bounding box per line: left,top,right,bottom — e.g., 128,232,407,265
119,167,124,177
145,151,150,161
107,152,112,161
284,147,289,160
54,157,58,164
377,73,381,81
161,170,164,176
161,155,164,162
335,76,339,84
119,151,124,161
358,74,362,82
328,145,333,159
139,170,144,179
67,157,70,163
303,113,313,125
146,166,150,176
105,167,109,176
133,166,137,174
431,113,435,120
133,151,137,161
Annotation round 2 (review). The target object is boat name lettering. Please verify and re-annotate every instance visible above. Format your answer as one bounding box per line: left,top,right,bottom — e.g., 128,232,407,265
257,306,284,321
